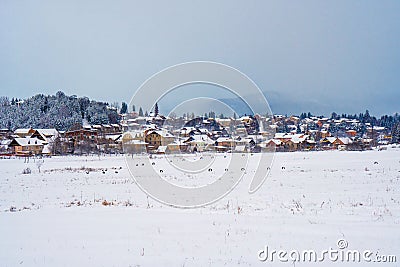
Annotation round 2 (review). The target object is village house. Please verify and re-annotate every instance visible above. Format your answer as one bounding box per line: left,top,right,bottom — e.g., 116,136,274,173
320,137,338,149
0,139,12,154
144,130,175,152
179,127,196,137
216,118,232,128
305,139,316,150
284,136,304,151
215,137,235,152
166,141,188,153
65,128,98,144
9,137,44,156
263,139,282,150
30,129,60,155
121,131,147,154
235,136,257,151
184,134,214,152
319,137,353,150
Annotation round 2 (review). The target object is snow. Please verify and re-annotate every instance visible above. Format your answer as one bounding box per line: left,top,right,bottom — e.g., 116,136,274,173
35,129,59,137
0,148,399,266
10,137,44,146
13,128,33,135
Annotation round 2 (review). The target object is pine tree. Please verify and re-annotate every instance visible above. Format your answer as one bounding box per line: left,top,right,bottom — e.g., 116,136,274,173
120,102,127,114
154,102,159,116
392,123,400,144
139,107,144,116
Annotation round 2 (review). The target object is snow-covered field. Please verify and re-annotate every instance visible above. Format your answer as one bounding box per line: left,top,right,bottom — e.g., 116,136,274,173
1,147,399,266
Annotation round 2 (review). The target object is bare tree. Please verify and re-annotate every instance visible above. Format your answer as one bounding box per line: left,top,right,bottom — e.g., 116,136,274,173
36,159,44,173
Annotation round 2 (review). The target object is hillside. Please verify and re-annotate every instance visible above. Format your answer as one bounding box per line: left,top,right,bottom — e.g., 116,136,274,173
0,91,119,131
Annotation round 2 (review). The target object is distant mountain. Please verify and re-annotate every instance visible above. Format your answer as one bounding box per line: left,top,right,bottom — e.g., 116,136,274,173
0,91,119,131
218,91,323,116
220,89,400,117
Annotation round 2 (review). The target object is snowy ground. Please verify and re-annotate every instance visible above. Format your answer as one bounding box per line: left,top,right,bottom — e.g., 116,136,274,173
1,147,400,266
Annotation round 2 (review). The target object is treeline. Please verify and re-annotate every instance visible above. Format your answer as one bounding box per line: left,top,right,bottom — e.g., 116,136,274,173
0,91,120,131
299,110,400,129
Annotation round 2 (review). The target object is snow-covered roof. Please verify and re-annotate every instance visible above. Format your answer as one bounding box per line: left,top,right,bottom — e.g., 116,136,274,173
124,140,148,145
266,139,282,145
197,128,209,134
1,139,11,146
180,127,195,134
105,134,122,141
216,118,231,122
325,137,337,144
274,133,287,139
235,145,246,152
36,129,59,137
216,137,234,142
338,137,353,145
246,135,264,142
367,126,385,131
185,135,214,144
147,130,174,138
240,116,251,120
348,119,359,123
14,128,32,134
11,137,44,146
157,146,167,153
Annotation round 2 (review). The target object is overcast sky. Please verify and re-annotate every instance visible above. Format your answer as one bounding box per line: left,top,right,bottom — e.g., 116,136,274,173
0,0,399,116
